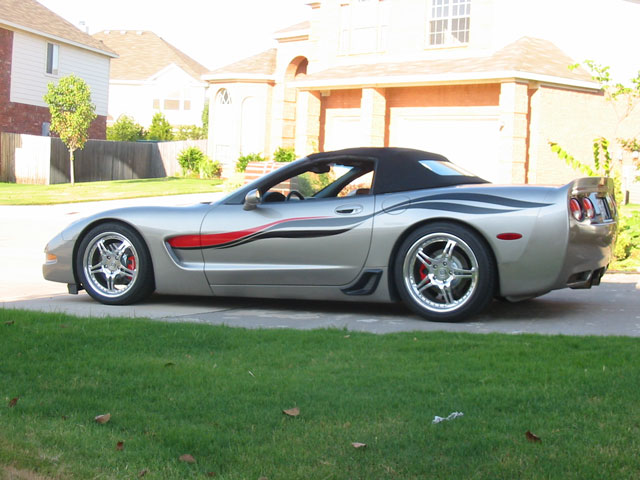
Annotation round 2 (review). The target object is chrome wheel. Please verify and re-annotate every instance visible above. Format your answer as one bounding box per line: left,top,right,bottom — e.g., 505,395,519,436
76,223,154,305
394,222,496,322
83,231,139,298
403,233,478,314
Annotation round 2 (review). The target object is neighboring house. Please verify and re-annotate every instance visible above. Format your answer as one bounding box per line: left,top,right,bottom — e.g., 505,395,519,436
0,0,115,144
204,0,640,198
92,30,209,128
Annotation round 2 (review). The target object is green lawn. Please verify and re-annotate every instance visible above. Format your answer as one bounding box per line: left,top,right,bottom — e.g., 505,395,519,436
0,177,224,205
1,309,639,479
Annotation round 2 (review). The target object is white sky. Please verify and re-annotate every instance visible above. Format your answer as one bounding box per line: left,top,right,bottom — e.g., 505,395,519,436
38,0,310,70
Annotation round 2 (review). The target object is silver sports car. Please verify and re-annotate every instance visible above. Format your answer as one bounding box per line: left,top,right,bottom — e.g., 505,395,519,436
43,147,617,322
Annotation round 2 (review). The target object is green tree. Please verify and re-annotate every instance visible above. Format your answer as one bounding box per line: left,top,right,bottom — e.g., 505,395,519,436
106,115,146,142
550,63,640,199
148,112,174,141
43,74,97,185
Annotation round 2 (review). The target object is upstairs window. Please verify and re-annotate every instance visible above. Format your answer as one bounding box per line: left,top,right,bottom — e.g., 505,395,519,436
46,43,59,75
428,0,470,46
339,0,389,55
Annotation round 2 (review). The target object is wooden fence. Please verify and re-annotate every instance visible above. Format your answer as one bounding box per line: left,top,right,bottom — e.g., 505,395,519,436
0,133,207,184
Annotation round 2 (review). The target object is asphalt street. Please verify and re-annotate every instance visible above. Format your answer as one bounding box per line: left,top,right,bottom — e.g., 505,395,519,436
2,194,639,336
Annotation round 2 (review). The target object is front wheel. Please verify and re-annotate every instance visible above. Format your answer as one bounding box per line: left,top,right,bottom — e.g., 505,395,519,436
76,223,155,305
393,222,496,322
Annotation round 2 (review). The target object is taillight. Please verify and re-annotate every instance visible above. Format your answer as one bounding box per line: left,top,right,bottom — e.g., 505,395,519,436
569,198,583,221
582,198,595,219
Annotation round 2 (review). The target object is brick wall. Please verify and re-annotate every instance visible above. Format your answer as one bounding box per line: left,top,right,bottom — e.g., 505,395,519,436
0,27,106,176
387,84,501,108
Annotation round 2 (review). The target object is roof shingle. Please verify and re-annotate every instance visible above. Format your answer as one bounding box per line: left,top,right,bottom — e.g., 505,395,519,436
206,48,277,76
92,30,209,81
0,0,115,55
297,37,593,88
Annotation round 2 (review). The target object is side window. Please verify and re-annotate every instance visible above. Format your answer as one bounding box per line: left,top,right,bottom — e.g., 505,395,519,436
262,162,375,202
337,171,374,197
46,43,59,75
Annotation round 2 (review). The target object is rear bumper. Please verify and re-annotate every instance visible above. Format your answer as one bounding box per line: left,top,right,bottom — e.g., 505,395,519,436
553,220,616,291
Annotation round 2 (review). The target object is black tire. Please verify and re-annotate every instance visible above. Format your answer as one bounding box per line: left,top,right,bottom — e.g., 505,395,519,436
393,222,496,322
76,222,155,305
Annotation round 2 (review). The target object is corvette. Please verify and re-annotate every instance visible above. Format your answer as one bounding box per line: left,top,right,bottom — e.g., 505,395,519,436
43,147,617,322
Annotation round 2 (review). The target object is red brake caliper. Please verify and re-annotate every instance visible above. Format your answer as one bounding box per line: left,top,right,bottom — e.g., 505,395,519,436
126,256,136,278
419,261,430,284
419,264,428,281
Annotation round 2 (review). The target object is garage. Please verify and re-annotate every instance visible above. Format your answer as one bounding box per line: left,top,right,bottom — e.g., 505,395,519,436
389,106,502,183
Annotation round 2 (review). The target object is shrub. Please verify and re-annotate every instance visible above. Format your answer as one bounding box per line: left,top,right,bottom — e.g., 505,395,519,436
177,146,206,176
273,146,296,163
614,211,640,260
107,115,146,142
236,153,265,173
148,112,174,141
200,159,222,179
175,125,205,140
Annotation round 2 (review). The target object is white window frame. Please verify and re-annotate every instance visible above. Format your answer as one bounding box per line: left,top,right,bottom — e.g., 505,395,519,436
427,0,471,47
339,0,389,55
45,42,59,76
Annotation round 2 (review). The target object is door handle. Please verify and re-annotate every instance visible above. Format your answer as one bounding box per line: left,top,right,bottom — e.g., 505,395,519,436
335,204,363,215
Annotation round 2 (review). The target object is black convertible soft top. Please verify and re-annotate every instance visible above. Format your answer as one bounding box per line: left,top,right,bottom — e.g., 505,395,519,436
226,147,489,204
308,147,489,195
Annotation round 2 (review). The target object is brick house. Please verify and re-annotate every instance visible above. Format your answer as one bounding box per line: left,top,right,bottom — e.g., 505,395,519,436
0,0,115,148
204,0,639,197
92,30,209,128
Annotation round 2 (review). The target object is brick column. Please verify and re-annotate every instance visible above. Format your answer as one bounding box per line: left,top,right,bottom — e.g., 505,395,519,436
360,88,386,147
499,82,529,184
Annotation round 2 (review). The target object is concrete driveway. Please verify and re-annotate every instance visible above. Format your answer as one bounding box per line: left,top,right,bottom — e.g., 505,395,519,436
2,194,639,336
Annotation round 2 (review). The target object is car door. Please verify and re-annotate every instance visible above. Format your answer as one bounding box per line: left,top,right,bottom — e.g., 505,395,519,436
199,194,375,287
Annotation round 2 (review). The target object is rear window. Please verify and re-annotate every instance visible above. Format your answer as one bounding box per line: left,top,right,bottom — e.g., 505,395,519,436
419,160,475,176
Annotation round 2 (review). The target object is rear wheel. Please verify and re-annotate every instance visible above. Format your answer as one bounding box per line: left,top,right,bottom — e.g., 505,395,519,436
76,223,154,305
393,222,496,322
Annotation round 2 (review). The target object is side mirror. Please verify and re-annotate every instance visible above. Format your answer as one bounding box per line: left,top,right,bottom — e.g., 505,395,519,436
243,189,261,210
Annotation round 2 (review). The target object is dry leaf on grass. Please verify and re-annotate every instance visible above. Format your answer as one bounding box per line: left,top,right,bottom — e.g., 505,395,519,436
283,407,300,417
94,413,111,424
179,454,196,464
8,397,19,408
116,441,124,451
525,430,541,443
351,442,367,449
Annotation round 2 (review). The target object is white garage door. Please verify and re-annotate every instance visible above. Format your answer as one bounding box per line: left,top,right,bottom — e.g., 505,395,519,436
389,106,502,182
324,109,362,151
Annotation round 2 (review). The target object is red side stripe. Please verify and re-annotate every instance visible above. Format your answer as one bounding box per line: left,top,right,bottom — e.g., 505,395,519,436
167,216,326,249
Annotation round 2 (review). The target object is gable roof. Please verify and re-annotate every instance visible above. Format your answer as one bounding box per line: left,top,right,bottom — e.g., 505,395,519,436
203,48,277,83
92,30,208,81
295,37,596,91
0,0,116,56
